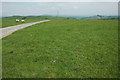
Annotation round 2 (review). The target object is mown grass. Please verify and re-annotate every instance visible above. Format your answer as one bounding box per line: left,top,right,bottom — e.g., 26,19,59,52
2,19,118,78
2,19,43,28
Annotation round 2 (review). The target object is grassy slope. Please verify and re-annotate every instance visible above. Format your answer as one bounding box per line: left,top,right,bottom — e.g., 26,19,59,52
2,19,44,28
2,19,118,78
2,16,70,28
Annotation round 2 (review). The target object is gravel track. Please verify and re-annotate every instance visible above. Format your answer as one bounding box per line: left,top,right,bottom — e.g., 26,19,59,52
0,20,50,39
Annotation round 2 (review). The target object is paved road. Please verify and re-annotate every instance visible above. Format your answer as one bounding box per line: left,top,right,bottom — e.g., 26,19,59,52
0,20,50,39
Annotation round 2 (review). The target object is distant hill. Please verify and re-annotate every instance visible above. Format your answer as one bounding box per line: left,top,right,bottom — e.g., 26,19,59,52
82,15,118,19
2,16,74,20
2,15,118,20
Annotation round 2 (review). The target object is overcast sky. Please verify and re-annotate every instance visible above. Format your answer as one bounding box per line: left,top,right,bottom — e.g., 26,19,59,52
2,2,118,16
1,0,120,2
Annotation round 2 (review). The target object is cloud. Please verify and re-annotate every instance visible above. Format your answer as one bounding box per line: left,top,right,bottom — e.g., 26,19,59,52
73,6,79,9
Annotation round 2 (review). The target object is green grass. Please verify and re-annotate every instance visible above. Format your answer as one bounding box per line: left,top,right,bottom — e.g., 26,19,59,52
2,19,118,78
2,19,44,28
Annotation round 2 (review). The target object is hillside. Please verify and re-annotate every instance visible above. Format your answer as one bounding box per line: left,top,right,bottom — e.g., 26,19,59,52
2,19,118,78
3,16,73,20
82,15,118,19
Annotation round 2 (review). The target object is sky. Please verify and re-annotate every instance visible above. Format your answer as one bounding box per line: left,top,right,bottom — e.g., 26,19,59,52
1,0,120,2
1,2,118,16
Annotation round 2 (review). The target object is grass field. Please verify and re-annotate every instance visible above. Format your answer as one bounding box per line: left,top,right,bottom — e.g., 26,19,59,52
2,19,118,78
2,19,43,28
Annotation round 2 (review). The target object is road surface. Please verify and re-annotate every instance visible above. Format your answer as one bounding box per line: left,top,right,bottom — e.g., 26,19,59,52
0,20,50,39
